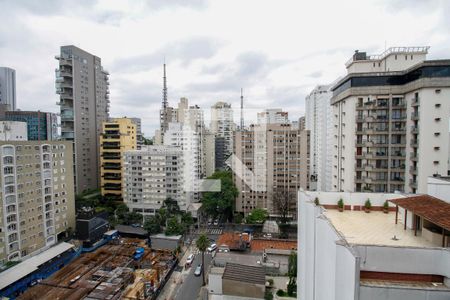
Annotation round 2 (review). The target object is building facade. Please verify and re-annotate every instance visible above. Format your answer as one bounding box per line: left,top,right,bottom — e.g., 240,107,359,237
305,85,333,191
0,121,27,141
0,67,16,111
233,123,310,217
331,47,450,194
100,118,137,201
55,45,110,193
0,141,75,262
123,145,184,216
256,109,289,125
5,111,58,141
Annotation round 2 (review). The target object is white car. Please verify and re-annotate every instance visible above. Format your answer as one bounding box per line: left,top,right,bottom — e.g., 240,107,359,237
185,254,195,267
194,264,202,276
207,243,217,252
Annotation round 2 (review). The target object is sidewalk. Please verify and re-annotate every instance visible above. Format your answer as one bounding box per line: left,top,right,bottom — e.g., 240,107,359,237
158,244,196,300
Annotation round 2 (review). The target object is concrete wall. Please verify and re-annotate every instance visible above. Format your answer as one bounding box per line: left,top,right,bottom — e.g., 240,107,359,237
360,285,450,300
427,177,450,204
208,271,223,294
299,189,359,300
305,191,403,207
354,245,450,280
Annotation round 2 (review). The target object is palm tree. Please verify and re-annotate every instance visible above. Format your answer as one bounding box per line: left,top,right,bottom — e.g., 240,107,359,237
196,233,209,286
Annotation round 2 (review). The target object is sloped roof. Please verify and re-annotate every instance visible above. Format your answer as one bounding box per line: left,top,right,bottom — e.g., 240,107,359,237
389,195,450,231
222,262,265,285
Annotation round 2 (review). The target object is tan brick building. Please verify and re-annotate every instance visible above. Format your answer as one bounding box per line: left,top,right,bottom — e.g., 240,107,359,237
0,141,75,262
233,123,310,218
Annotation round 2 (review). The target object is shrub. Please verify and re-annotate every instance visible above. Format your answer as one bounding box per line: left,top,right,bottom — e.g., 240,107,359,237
383,200,389,209
264,290,274,300
276,289,286,296
337,198,344,208
267,278,274,286
314,197,320,205
365,199,372,209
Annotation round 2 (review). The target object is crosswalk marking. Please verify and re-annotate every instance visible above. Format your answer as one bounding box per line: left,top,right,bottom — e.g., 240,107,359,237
193,228,223,235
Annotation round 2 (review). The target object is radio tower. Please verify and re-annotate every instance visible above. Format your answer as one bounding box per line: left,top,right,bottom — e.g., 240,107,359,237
240,88,244,130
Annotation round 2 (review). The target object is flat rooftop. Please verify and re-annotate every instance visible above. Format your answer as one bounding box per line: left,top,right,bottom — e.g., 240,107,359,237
324,210,436,248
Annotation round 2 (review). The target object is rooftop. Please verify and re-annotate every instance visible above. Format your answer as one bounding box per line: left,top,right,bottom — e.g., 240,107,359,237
0,242,74,290
345,46,430,67
389,195,450,231
250,239,297,252
324,210,436,248
222,263,265,285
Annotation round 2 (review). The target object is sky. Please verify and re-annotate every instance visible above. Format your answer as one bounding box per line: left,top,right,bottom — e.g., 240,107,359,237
0,0,449,136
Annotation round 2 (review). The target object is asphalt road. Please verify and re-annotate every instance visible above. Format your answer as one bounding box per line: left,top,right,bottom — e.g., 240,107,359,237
174,252,213,300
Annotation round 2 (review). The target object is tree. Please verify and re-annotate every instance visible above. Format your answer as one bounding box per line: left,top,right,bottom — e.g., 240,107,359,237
196,234,209,286
273,189,295,225
287,251,297,296
246,208,268,224
165,217,183,236
181,212,194,231
202,171,238,221
163,198,180,215
144,215,162,235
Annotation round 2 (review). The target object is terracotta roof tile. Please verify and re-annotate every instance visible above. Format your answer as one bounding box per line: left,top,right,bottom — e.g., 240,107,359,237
389,195,450,231
250,239,297,252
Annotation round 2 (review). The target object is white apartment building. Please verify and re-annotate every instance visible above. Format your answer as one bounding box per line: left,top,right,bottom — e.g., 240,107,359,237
0,141,75,263
298,189,450,300
0,121,27,141
256,109,289,125
123,145,184,216
331,47,450,194
305,85,333,191
164,122,202,208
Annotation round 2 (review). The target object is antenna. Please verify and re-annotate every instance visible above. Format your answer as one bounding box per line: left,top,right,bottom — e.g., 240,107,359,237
162,62,168,109
240,88,244,130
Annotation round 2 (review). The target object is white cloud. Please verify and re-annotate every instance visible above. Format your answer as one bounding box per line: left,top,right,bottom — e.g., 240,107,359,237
0,0,448,135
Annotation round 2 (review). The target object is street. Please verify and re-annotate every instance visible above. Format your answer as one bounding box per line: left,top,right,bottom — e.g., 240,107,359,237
174,251,213,300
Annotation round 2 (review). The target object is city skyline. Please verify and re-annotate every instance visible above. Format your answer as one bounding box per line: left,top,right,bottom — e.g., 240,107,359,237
1,0,449,135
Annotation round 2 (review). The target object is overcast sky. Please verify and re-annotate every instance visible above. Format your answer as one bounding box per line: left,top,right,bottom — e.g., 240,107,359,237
0,0,449,136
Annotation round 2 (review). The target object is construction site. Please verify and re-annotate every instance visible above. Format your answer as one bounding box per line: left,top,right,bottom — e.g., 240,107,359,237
18,238,177,300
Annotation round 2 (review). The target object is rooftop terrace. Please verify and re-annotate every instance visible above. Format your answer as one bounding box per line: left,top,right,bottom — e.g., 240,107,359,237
324,210,437,248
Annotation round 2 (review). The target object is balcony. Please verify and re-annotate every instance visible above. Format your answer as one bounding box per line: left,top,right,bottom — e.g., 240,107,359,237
411,125,419,134
392,102,406,108
61,132,74,139
364,152,374,159
410,139,419,147
411,111,420,120
411,97,420,106
102,154,121,160
61,111,74,121
409,179,417,188
410,165,418,175
410,152,418,161
103,163,121,170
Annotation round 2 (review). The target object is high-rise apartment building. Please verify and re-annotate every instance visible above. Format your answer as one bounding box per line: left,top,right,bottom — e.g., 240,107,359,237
331,47,450,193
128,118,143,149
123,145,184,216
211,101,233,169
233,122,310,218
0,67,16,111
305,85,333,191
0,141,75,262
55,45,110,193
257,109,289,125
100,118,137,201
0,121,27,141
4,110,58,141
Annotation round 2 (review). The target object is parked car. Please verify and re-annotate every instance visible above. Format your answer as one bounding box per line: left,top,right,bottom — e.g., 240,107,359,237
185,254,195,267
194,264,202,276
213,219,219,226
207,243,217,252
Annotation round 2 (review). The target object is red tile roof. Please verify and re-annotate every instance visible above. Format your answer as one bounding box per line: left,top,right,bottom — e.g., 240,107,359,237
389,195,450,231
250,239,297,252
